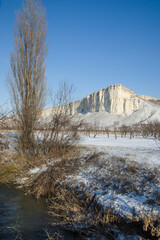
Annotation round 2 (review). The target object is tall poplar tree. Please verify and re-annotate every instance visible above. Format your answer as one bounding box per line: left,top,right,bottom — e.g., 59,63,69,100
9,0,47,154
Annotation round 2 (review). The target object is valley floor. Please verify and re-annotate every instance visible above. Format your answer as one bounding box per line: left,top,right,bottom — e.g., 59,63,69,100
0,133,159,239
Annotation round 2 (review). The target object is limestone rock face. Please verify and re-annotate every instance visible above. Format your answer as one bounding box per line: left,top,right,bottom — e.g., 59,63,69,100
41,84,159,117
68,84,142,116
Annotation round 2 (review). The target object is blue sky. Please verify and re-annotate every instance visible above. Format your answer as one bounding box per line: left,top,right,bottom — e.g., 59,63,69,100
0,0,160,108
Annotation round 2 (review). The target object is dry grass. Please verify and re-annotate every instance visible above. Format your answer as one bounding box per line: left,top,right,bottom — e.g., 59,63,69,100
48,183,160,239
26,153,82,198
0,149,45,185
48,188,86,224
48,186,118,239
44,229,63,240
141,213,160,238
25,152,118,238
0,163,20,183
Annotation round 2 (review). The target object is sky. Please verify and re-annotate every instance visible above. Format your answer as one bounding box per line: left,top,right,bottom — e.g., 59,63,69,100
0,0,160,109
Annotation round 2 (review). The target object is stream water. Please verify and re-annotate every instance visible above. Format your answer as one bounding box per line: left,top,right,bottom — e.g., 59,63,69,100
0,184,80,240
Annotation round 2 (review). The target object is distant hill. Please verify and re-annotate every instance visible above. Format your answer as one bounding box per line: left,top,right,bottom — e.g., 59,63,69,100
40,84,160,127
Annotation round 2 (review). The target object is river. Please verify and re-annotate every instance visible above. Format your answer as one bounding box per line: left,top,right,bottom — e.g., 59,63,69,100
0,184,81,240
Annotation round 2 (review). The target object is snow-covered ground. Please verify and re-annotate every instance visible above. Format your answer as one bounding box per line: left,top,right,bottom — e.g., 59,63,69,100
80,134,160,167
71,100,160,128
68,134,160,220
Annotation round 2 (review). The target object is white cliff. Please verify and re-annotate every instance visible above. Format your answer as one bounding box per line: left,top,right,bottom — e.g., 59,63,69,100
41,84,159,118
2,84,160,129
68,84,142,116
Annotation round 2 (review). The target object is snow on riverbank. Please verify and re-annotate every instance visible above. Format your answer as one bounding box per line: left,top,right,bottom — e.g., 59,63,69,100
67,134,160,220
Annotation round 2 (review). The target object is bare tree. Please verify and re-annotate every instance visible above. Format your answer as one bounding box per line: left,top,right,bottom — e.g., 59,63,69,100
8,0,47,154
42,81,82,156
91,121,100,138
104,126,110,138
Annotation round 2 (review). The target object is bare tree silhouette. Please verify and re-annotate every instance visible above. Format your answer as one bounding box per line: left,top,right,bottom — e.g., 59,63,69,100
8,0,47,154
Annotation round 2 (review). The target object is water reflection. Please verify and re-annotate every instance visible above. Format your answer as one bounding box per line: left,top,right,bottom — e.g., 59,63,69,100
0,184,80,240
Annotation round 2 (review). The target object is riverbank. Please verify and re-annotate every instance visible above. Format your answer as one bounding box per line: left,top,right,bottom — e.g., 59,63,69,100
0,133,160,239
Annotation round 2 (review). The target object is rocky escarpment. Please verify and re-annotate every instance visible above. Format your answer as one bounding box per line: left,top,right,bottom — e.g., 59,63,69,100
68,84,141,116
41,84,159,118
1,84,160,129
